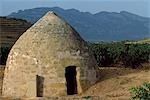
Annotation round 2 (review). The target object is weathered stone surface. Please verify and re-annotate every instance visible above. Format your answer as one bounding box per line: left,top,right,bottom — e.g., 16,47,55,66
2,11,100,97
0,96,103,100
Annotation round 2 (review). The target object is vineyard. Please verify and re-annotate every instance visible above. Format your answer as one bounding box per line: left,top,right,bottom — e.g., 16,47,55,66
0,42,150,68
89,42,150,68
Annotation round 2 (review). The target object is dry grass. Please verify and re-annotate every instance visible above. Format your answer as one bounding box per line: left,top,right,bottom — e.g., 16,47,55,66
126,38,150,44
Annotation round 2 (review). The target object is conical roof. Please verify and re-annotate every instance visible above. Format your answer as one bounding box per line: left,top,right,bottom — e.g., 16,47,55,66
2,11,99,97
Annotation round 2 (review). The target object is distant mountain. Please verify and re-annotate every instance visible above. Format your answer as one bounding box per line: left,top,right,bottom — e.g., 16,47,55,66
7,7,150,41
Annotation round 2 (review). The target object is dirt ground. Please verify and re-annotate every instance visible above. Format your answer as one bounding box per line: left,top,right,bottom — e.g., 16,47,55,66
0,65,149,100
83,67,150,99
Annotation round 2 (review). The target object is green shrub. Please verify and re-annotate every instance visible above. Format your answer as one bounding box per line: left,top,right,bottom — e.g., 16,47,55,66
0,46,11,65
130,82,150,99
88,42,150,68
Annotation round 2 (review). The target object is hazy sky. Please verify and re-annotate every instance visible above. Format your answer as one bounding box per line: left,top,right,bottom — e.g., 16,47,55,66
0,0,150,17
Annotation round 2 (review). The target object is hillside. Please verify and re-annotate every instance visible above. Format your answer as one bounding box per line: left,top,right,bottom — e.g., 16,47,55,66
0,17,32,47
8,7,150,41
126,38,150,44
137,38,150,43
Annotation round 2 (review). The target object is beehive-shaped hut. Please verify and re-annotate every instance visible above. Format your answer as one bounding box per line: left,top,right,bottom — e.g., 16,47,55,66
2,12,99,97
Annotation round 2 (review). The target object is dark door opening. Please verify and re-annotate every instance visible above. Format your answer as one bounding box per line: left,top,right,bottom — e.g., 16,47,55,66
36,75,44,97
65,66,77,95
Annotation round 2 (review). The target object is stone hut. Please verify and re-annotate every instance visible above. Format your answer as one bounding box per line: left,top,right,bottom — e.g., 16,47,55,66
2,12,99,97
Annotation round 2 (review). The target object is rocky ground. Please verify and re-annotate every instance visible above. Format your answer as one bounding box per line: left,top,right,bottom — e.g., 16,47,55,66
0,65,149,100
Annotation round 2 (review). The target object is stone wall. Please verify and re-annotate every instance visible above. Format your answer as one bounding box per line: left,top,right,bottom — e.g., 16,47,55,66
2,12,100,97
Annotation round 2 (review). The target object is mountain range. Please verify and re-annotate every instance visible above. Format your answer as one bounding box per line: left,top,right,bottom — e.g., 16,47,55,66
7,7,150,41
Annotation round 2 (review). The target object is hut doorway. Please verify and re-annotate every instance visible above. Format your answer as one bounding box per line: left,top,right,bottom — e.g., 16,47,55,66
65,66,77,95
36,75,44,97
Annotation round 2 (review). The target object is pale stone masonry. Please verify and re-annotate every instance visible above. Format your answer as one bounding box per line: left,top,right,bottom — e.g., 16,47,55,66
2,12,100,97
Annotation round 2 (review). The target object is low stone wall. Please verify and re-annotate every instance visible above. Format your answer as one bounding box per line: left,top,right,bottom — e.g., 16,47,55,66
0,65,5,95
